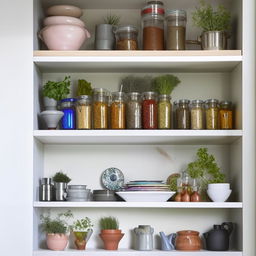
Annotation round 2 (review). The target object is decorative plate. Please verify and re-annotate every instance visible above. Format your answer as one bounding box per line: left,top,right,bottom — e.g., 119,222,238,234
101,167,124,191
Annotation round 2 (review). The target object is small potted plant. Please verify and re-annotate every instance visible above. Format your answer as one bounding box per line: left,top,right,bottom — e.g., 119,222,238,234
99,216,124,250
52,171,71,201
191,0,231,50
71,217,93,250
40,210,73,251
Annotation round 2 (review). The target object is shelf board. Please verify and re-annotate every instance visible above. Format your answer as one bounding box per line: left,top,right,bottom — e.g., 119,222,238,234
33,201,242,209
33,50,242,73
33,130,242,145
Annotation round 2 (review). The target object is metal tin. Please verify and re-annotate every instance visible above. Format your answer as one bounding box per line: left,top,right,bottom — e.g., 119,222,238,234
39,178,54,201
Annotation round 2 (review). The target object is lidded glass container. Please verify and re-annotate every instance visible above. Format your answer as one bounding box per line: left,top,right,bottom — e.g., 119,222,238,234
176,99,190,129
76,95,92,130
142,91,158,129
191,100,204,130
93,88,108,129
115,25,138,50
60,98,77,129
111,92,126,129
126,92,142,129
205,99,219,129
219,101,233,129
158,94,172,129
141,1,165,50
166,10,187,50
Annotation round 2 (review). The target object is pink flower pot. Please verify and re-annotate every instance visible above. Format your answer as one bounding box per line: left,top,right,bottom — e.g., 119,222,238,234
46,233,69,251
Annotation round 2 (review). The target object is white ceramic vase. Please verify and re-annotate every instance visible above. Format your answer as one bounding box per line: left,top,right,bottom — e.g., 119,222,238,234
40,110,64,129
207,183,232,202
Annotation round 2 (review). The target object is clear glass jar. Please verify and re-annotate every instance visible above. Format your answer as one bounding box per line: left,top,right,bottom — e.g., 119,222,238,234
76,95,92,129
158,94,172,129
219,101,233,129
142,92,158,129
191,100,204,130
93,88,108,129
205,99,219,129
115,25,138,50
60,98,77,129
111,92,126,129
166,10,187,50
126,92,142,129
176,99,190,129
141,1,165,50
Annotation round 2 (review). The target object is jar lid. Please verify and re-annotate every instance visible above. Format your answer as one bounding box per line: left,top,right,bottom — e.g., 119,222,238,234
112,91,126,97
166,9,187,19
77,95,92,100
147,1,164,6
220,100,232,106
93,88,108,94
178,99,190,104
141,2,165,16
205,99,219,104
191,99,204,104
159,94,171,99
116,25,138,34
60,98,77,103
142,91,157,96
127,92,141,96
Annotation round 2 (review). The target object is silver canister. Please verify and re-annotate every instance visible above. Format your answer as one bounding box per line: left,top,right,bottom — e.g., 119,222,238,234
201,31,228,50
39,178,54,201
134,225,154,251
54,182,68,201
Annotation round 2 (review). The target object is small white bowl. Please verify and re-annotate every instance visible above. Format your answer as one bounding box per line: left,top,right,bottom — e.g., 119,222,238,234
46,5,83,18
44,16,85,27
207,189,232,202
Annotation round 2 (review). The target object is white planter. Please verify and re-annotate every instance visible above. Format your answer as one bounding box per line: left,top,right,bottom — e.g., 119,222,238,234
40,110,63,129
207,183,232,202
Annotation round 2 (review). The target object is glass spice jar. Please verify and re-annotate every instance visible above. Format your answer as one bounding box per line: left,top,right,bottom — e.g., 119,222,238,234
191,100,204,130
205,99,219,130
219,101,233,129
142,92,158,129
60,98,77,129
76,95,92,129
166,10,187,50
93,88,108,129
176,99,190,129
126,92,142,129
115,25,138,50
158,94,172,129
111,92,126,129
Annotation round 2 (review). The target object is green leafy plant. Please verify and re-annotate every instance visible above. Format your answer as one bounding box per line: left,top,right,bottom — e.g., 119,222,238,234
104,14,120,26
121,75,153,93
72,217,93,232
153,74,180,95
100,217,119,230
77,79,93,96
40,210,73,234
52,171,71,183
42,76,71,101
192,0,231,32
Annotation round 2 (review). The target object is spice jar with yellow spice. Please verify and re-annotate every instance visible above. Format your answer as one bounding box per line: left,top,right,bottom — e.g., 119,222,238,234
111,92,126,129
191,100,204,130
93,88,108,129
76,95,92,129
158,94,172,129
205,99,219,130
219,101,233,129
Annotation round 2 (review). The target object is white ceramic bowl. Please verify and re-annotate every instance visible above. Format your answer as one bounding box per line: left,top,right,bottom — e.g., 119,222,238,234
46,5,83,18
208,183,230,191
44,16,85,27
39,25,90,50
207,189,232,202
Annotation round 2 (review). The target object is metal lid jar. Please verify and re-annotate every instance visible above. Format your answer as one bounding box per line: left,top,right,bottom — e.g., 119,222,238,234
126,92,142,129
176,99,190,129
219,101,233,129
205,99,219,130
191,100,204,130
115,25,138,50
60,98,77,129
158,94,172,129
111,92,126,129
76,95,92,130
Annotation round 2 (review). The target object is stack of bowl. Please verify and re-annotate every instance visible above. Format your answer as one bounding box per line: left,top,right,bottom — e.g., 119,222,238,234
39,5,90,50
93,190,121,201
67,185,90,201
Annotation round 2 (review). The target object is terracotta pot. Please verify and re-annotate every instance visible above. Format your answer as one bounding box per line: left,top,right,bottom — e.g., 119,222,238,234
99,229,124,250
175,230,202,251
46,233,68,251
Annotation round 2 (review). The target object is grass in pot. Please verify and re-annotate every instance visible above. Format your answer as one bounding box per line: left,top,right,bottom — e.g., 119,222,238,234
52,171,71,201
99,216,124,250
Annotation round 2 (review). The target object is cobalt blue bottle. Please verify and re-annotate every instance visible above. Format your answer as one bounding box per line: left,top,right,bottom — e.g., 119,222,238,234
60,98,77,129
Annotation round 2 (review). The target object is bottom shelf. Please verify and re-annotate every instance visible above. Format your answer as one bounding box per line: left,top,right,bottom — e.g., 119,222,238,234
33,249,242,256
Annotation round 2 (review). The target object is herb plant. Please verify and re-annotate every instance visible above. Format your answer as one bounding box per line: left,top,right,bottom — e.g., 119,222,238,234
42,76,71,101
100,217,119,230
121,75,153,93
153,74,180,95
52,171,71,183
104,14,120,26
77,79,93,96
192,0,231,32
72,217,93,232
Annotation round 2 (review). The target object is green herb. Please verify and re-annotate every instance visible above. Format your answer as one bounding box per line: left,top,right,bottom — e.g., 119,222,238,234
100,217,119,230
153,75,180,95
72,217,93,232
104,14,120,26
52,171,71,183
77,79,93,96
42,76,71,101
121,75,153,93
192,0,231,32
167,173,181,192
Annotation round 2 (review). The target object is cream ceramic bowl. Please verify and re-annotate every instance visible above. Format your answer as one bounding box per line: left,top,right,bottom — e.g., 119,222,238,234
46,5,83,18
39,24,90,50
43,16,85,27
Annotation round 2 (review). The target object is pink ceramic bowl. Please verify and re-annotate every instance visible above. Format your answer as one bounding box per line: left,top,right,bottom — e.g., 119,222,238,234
39,25,90,50
44,16,85,27
46,5,83,18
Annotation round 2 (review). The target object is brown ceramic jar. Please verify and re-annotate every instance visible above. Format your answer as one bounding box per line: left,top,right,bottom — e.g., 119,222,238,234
175,230,202,251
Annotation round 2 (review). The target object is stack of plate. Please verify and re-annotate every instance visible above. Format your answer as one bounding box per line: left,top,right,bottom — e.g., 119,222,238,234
67,185,90,201
93,190,120,201
124,180,171,191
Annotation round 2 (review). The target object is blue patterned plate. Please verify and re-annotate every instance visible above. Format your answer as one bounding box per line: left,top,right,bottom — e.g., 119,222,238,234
101,167,124,191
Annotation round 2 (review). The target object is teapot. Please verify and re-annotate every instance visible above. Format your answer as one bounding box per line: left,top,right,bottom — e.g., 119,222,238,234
204,222,233,251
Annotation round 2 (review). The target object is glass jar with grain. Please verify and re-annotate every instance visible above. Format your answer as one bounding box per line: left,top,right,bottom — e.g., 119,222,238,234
111,92,126,129
115,25,138,50
158,94,172,129
176,99,190,129
126,92,142,129
191,100,204,130
141,1,165,50
219,101,233,129
93,88,108,129
76,95,92,129
166,10,187,50
205,99,219,129
142,92,158,129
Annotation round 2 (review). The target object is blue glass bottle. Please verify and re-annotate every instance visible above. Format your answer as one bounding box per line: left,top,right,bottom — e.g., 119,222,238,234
60,98,77,129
